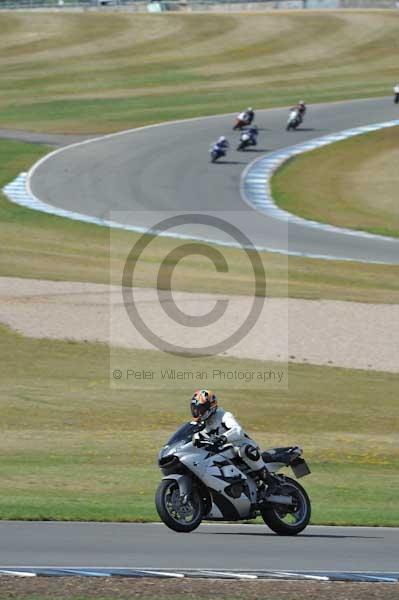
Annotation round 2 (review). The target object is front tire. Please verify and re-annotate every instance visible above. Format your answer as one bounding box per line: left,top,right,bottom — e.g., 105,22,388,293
261,476,311,535
155,479,203,533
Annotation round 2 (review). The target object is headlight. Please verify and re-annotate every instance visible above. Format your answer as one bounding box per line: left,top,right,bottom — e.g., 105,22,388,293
159,454,179,467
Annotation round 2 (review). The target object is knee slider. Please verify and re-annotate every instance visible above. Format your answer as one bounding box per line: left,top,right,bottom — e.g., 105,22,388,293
244,445,260,461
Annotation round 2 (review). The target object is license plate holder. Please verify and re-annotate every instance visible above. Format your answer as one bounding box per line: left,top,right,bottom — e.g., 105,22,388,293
291,457,311,478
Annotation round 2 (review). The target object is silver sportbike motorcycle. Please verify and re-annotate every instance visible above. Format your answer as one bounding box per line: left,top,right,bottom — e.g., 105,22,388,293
156,422,311,535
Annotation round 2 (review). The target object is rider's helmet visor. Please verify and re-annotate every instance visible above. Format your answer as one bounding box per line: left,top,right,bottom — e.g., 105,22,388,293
191,399,210,419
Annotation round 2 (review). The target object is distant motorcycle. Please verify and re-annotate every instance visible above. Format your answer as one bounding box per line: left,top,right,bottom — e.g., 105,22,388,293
286,109,302,131
233,111,254,130
155,422,312,535
209,145,226,163
394,87,399,104
237,126,258,151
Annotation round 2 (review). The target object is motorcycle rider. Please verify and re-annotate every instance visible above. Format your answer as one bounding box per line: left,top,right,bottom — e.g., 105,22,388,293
394,83,399,104
239,125,258,149
190,389,271,483
297,101,306,122
235,108,254,128
245,107,255,124
211,135,229,157
290,101,306,124
247,125,258,145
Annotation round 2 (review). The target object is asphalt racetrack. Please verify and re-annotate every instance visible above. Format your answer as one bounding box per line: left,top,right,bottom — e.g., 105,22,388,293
30,97,399,264
0,522,398,572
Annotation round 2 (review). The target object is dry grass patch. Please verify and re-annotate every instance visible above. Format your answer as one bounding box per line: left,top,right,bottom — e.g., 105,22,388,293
0,11,398,133
272,126,399,238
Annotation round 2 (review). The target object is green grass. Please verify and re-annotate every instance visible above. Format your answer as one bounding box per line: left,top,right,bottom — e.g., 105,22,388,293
272,126,399,238
0,11,398,133
2,138,399,302
1,322,398,524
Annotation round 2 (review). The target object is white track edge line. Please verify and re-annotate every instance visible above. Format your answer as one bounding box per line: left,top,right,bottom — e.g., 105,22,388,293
240,119,399,246
0,570,36,577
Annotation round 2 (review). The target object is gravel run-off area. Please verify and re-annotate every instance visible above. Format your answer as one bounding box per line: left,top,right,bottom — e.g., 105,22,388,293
0,576,398,600
0,277,398,372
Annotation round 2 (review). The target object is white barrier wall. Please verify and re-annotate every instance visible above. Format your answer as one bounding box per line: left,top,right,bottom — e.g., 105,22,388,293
161,0,397,11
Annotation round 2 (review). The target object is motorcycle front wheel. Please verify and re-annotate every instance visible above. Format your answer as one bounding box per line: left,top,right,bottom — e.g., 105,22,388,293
261,476,311,535
155,479,203,533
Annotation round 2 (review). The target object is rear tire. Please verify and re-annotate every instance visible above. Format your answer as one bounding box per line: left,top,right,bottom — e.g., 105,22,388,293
261,476,311,536
155,479,203,533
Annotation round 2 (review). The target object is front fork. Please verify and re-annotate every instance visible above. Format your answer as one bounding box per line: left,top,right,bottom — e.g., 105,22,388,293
162,474,192,505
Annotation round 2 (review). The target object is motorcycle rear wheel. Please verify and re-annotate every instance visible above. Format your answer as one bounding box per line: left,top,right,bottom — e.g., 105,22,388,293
261,476,311,536
155,479,203,533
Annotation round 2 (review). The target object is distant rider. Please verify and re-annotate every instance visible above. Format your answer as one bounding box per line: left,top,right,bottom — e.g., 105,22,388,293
245,107,255,124
394,83,399,104
190,389,271,484
236,108,254,126
247,125,258,145
211,135,229,156
291,101,306,124
297,101,306,122
240,125,258,147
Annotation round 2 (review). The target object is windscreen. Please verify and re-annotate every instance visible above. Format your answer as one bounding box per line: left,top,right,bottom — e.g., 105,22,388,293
166,422,201,446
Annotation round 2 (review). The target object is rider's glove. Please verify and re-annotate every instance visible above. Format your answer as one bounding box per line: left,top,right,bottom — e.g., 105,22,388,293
211,434,227,447
192,433,202,447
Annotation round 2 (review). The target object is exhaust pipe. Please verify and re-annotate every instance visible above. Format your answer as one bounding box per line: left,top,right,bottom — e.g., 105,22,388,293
265,494,293,506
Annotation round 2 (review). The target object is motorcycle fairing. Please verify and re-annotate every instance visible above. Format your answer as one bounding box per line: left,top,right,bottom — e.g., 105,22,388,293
178,447,256,520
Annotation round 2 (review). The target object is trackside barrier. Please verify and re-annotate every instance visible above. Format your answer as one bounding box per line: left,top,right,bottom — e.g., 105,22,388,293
0,0,398,9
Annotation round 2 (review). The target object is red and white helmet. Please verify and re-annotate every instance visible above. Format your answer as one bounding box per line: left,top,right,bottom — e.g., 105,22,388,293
191,389,217,423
